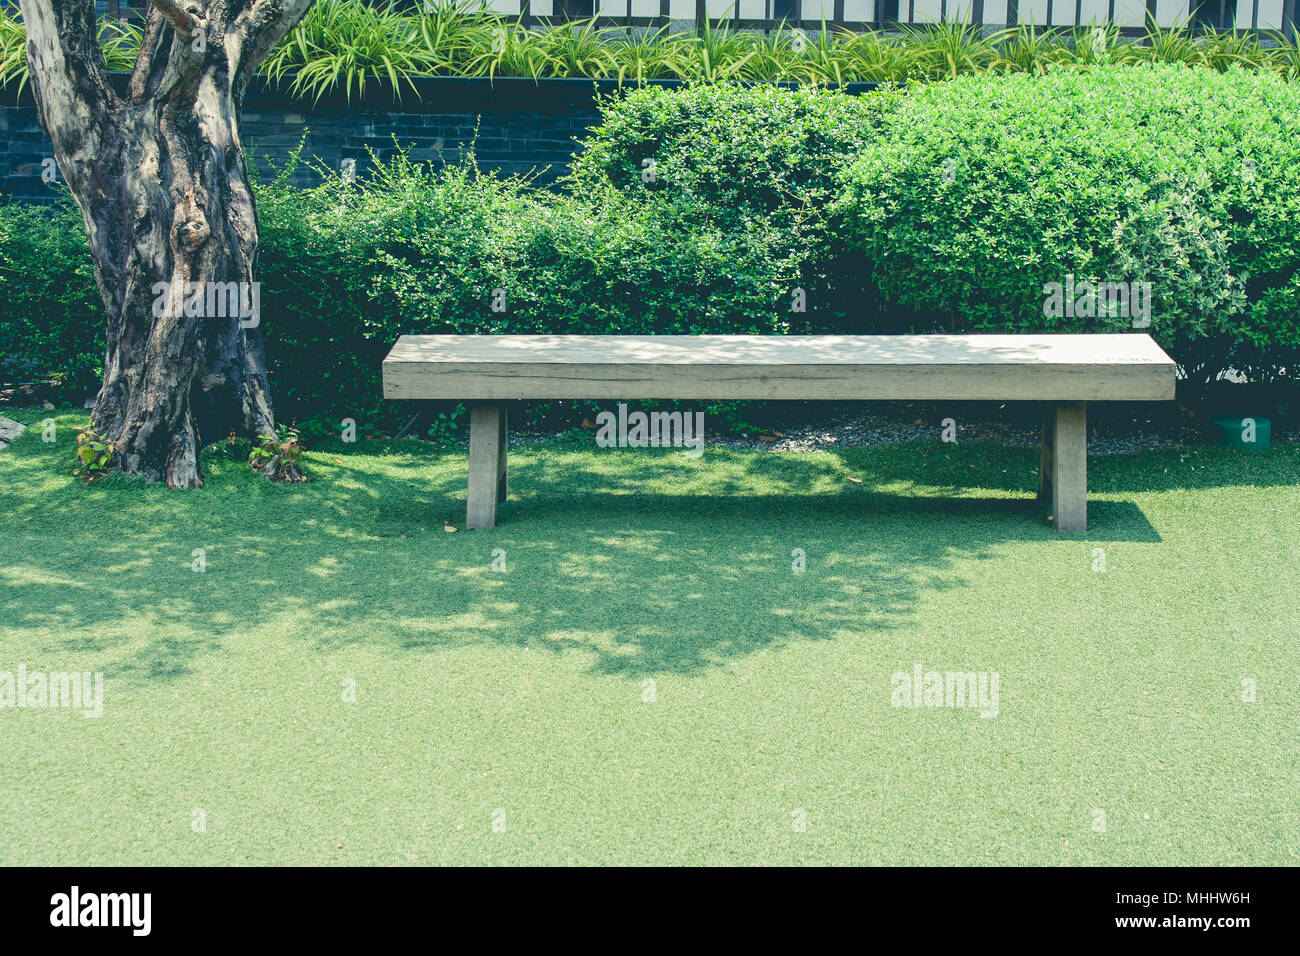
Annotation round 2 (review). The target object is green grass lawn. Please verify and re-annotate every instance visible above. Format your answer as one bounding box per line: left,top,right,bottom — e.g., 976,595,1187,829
1,409,1297,865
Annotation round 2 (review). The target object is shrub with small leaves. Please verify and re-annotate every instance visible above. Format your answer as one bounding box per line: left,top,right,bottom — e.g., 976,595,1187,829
0,199,104,395
425,404,466,445
834,64,1300,381
566,83,903,330
72,426,115,484
256,144,798,431
249,425,310,482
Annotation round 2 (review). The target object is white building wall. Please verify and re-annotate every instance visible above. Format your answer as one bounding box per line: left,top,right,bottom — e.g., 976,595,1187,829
801,0,838,18
982,0,1009,22
1252,0,1286,28
843,0,876,20
909,0,943,22
1154,0,1190,26
1112,1,1148,27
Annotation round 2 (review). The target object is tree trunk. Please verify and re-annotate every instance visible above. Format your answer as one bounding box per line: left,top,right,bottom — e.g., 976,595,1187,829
87,106,275,488
21,0,315,487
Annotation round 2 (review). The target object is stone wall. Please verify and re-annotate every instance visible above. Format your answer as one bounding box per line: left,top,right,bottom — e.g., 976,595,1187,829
0,77,624,202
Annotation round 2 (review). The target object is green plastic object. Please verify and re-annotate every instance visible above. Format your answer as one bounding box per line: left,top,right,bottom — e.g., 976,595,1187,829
1210,415,1271,450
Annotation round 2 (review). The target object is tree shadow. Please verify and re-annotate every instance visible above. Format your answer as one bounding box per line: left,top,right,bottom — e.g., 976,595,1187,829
0,433,1181,688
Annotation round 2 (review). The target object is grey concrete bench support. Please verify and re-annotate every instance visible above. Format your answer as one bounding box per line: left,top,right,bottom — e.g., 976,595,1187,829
383,334,1177,532
1038,401,1088,532
466,404,507,530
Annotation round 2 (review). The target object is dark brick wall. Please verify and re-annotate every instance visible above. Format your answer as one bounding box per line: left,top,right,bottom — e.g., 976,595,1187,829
0,76,629,202
0,104,54,200
237,78,618,193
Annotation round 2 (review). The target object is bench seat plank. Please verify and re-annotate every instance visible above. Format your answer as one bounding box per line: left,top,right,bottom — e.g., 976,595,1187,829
383,334,1176,402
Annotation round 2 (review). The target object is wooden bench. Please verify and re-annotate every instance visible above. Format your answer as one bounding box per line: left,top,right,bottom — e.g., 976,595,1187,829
382,333,1177,532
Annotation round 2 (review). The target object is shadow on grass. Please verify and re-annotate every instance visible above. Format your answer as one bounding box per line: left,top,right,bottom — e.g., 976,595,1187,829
4,508,1005,680
5,427,1259,685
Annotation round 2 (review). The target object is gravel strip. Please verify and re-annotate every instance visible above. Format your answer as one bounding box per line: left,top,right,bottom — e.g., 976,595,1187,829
509,409,1296,455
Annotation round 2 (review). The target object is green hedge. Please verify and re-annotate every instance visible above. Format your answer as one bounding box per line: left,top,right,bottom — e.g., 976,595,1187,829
833,64,1300,381
0,201,103,394
4,69,1299,433
254,147,796,430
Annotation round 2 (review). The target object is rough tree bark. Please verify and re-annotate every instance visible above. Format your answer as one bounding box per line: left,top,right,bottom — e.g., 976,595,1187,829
20,0,315,486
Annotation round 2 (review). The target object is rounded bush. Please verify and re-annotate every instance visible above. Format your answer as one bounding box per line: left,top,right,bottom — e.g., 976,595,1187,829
567,82,904,329
833,64,1300,380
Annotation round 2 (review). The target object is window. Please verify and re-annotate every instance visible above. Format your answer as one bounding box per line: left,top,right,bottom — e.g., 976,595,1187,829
773,0,799,20
1192,0,1233,28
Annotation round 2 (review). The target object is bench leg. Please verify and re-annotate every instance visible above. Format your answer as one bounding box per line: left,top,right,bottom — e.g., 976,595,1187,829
497,406,509,504
1044,401,1087,532
467,405,506,530
1038,406,1054,505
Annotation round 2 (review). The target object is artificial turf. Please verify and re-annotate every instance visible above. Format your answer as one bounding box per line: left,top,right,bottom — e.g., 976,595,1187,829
1,409,1297,865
